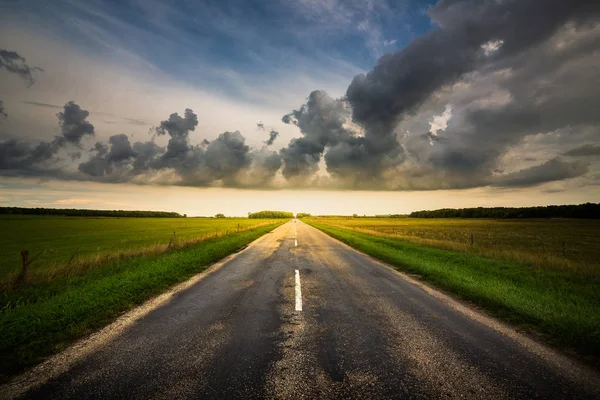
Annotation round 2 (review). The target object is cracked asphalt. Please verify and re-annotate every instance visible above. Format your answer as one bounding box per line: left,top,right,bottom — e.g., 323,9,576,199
5,220,600,399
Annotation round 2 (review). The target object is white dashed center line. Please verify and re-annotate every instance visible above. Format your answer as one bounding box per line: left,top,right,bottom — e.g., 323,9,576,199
295,269,302,311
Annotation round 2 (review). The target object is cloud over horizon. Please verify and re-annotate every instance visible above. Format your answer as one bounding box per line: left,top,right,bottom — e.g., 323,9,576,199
1,0,599,192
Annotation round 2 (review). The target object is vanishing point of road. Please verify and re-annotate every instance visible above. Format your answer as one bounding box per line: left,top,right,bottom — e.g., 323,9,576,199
3,221,600,399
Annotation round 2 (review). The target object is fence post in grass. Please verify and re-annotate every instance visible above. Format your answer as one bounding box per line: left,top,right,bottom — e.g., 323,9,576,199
238,223,240,233
167,231,176,250
19,250,30,284
67,250,79,266
470,234,474,247
562,241,567,258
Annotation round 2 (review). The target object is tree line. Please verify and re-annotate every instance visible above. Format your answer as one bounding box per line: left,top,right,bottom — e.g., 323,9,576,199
409,203,600,219
0,207,185,218
248,211,293,219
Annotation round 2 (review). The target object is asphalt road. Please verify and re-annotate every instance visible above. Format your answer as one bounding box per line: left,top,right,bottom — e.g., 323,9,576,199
5,221,600,399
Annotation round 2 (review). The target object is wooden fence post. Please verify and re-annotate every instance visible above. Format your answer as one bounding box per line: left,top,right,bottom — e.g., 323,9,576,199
167,232,176,250
67,250,79,266
19,250,30,284
562,241,567,258
470,234,474,246
238,223,240,233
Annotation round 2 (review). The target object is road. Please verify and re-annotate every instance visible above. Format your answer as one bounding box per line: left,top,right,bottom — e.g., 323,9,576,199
5,220,600,399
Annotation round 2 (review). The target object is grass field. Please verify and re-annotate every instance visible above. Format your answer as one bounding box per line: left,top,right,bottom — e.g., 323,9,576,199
0,216,286,381
0,216,278,291
307,217,600,275
306,217,600,358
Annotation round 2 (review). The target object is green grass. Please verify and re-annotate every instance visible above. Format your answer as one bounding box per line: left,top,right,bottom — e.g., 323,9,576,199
0,219,285,382
308,217,600,276
307,220,600,359
0,216,277,276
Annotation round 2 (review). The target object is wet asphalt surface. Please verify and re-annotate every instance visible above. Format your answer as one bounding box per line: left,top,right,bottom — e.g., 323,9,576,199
8,221,600,399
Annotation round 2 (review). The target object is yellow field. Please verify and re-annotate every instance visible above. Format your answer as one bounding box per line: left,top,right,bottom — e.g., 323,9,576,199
308,217,600,276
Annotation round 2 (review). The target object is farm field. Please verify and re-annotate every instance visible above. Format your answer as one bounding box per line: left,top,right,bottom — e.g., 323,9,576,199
307,217,600,274
306,217,600,358
0,216,278,289
0,216,286,381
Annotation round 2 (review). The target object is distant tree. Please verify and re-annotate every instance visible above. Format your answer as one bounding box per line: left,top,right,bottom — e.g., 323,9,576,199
0,207,184,218
215,213,226,218
296,213,311,218
409,203,600,219
353,214,358,218
248,210,293,219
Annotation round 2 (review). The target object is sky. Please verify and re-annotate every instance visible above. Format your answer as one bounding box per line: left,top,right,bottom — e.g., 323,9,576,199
0,0,599,216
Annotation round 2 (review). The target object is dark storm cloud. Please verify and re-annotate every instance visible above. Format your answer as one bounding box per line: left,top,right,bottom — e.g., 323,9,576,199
0,139,35,170
564,144,600,157
492,158,589,188
107,134,136,162
68,107,277,187
0,101,93,176
0,49,42,86
265,130,279,146
77,108,276,186
203,131,252,182
274,0,600,189
78,134,137,177
346,0,599,138
279,88,405,185
426,19,600,186
281,114,296,125
57,101,95,145
155,108,199,162
242,147,283,187
0,138,61,173
279,136,323,179
261,151,282,173
131,140,164,173
3,0,600,191
156,108,199,139
280,90,356,180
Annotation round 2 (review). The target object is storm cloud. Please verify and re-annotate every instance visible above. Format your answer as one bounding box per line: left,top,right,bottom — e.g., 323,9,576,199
274,0,600,190
0,101,94,175
0,49,42,86
72,108,280,187
57,101,96,145
492,158,590,188
78,134,137,177
1,0,599,191
265,130,279,146
564,144,600,157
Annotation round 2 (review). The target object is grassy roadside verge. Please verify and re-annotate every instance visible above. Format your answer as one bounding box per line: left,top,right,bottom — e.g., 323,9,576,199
0,222,284,382
307,220,600,359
